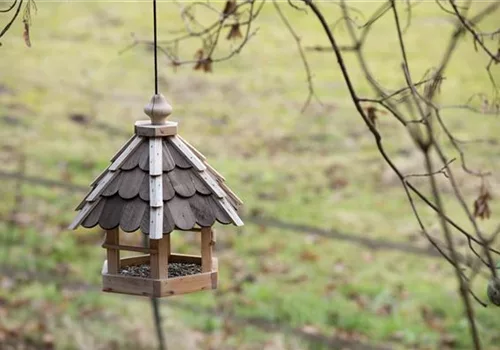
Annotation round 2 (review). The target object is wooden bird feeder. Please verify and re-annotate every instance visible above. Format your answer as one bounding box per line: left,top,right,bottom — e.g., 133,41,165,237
69,94,244,297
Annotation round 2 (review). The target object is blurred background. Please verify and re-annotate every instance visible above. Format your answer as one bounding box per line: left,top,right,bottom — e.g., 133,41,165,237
0,1,499,349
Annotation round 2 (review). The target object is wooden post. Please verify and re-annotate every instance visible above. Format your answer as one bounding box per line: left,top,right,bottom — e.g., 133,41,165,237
201,227,213,273
150,235,170,279
105,228,120,274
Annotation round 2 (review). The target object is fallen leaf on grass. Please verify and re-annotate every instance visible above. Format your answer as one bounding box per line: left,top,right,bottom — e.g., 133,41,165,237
440,333,457,348
347,291,369,310
420,305,445,331
324,282,337,295
375,303,393,316
299,249,319,262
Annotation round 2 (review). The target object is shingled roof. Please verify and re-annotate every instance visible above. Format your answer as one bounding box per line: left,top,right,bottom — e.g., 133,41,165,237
69,95,243,239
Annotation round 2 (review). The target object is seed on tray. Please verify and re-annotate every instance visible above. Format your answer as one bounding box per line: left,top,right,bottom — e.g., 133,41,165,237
120,262,201,278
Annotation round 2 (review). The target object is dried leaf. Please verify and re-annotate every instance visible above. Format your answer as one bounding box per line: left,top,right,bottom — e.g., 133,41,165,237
194,48,204,60
226,23,242,40
363,106,386,127
23,20,31,48
203,57,213,73
222,0,237,17
473,182,492,220
299,249,319,262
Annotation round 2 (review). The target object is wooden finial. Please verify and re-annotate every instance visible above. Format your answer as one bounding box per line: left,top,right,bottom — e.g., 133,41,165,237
144,94,172,125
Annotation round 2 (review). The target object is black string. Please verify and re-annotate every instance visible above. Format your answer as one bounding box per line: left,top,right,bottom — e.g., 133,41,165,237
153,0,158,94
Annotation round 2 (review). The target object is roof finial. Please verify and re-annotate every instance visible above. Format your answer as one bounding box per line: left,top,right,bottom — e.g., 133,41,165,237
144,94,173,125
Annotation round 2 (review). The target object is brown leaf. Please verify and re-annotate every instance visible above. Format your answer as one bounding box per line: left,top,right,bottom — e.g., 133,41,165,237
420,305,445,331
194,48,204,60
363,106,386,127
226,23,242,40
299,249,319,262
222,0,237,17
473,182,492,220
193,49,204,71
203,57,213,73
23,20,31,48
376,303,393,316
347,291,369,310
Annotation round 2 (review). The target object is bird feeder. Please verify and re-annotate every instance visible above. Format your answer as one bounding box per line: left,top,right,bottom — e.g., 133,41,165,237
69,94,244,297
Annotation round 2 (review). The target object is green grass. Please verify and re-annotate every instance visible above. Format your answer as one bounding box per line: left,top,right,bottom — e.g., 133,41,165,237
1,1,499,349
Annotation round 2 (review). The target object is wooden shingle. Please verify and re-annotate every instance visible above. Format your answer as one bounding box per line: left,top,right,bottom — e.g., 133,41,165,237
70,119,243,237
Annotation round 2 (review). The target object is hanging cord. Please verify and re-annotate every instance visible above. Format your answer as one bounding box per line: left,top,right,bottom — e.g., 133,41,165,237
149,3,166,349
153,0,159,94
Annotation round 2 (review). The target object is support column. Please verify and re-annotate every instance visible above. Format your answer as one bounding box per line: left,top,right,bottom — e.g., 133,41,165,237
105,228,120,274
150,234,170,279
201,227,214,273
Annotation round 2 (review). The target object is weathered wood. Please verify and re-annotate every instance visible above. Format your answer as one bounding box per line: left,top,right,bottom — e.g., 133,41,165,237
81,199,105,228
205,163,226,182
105,228,120,274
201,227,213,273
99,195,126,230
149,206,163,239
135,120,178,137
168,253,201,265
161,142,176,171
102,257,218,297
168,136,207,171
149,138,163,176
120,197,148,232
102,262,155,296
140,208,151,234
209,196,232,224
168,168,196,197
177,135,206,160
143,94,172,125
162,174,175,201
167,196,196,230
109,136,144,171
188,195,216,227
110,135,137,162
87,171,118,202
166,141,192,169
150,236,169,279
121,141,148,170
197,171,226,198
101,172,124,196
139,175,150,201
217,197,244,226
190,172,211,195
118,167,146,199
120,254,150,267
102,243,156,254
157,271,214,297
150,175,163,207
68,198,102,229
219,181,244,206
89,135,137,189
163,205,176,233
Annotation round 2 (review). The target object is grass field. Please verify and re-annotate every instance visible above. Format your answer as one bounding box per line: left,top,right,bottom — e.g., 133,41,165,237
1,1,499,349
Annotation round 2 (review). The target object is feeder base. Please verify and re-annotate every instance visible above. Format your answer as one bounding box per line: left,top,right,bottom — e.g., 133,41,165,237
101,253,218,297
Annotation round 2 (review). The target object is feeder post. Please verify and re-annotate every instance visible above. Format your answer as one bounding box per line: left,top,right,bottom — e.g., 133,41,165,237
150,234,170,279
105,228,120,274
201,227,214,273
